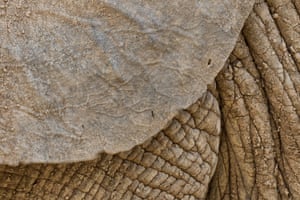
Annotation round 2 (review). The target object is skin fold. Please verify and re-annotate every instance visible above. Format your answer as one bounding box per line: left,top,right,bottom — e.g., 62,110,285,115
0,0,253,164
208,1,300,199
0,0,299,199
0,91,221,200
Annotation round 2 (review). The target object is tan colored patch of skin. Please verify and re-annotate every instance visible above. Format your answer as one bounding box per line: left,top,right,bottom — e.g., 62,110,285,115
0,92,221,200
0,1,299,199
0,0,254,164
208,1,300,199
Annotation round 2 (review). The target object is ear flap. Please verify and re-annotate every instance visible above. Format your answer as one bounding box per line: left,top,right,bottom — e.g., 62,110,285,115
0,0,254,165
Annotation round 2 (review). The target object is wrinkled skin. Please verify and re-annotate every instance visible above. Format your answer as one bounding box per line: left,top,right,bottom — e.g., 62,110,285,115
0,0,300,199
0,0,253,165
208,1,300,199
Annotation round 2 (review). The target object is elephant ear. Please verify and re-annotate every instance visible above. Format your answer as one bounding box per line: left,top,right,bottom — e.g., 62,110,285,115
0,0,254,165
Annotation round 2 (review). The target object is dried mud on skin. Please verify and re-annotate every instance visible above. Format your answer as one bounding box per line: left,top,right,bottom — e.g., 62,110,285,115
0,0,299,200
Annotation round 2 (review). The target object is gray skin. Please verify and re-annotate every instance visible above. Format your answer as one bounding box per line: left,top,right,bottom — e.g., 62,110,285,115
0,0,253,165
0,1,300,200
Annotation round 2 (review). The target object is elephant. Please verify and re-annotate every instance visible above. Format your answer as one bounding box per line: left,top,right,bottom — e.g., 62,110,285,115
0,0,299,200
0,0,253,164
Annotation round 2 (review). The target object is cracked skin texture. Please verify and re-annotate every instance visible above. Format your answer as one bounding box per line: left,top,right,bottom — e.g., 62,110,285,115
0,0,300,199
0,91,221,200
208,1,300,199
0,0,254,165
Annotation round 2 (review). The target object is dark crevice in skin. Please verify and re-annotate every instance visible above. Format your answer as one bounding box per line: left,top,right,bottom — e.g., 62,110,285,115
222,138,231,200
243,5,300,196
208,0,300,195
241,39,291,200
259,50,290,198
231,64,258,199
246,54,291,200
233,67,261,198
206,71,233,200
290,0,300,16
215,68,256,199
234,59,260,199
239,29,288,199
292,0,300,16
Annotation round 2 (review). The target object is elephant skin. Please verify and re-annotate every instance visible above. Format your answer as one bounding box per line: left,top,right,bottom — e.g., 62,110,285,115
0,0,254,165
0,0,300,200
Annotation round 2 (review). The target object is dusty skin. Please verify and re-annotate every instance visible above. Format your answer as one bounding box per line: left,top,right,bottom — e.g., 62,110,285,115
0,0,299,200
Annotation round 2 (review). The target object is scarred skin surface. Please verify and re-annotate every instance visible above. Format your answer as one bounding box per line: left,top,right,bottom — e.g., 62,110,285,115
0,0,299,199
